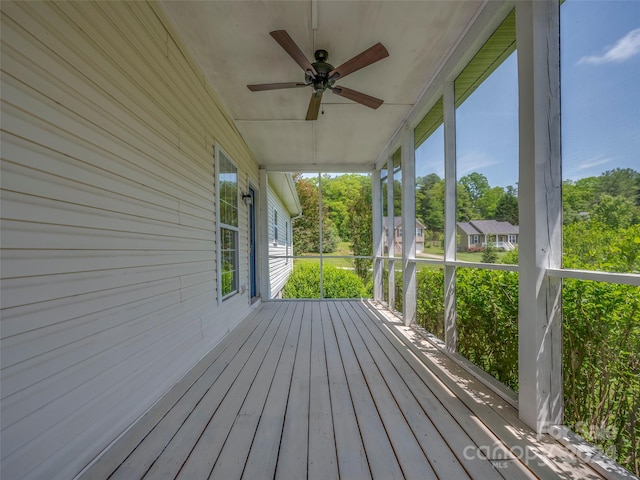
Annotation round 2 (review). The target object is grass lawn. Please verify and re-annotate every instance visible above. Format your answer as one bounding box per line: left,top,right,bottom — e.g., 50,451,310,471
296,241,356,268
296,241,511,269
419,245,509,263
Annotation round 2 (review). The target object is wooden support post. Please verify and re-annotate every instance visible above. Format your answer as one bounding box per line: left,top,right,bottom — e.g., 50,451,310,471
516,0,562,433
402,127,416,326
443,81,457,352
387,156,395,310
259,168,271,299
372,169,384,302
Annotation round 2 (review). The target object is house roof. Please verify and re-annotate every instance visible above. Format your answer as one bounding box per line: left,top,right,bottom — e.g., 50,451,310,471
382,216,425,229
457,220,519,235
269,172,302,216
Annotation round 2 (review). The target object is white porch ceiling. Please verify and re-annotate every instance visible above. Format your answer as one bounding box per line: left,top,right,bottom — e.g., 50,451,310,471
161,0,485,171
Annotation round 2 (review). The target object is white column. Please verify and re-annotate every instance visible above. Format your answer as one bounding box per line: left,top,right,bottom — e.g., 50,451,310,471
318,172,324,298
387,155,395,309
516,0,562,433
259,168,271,299
372,169,384,301
402,127,416,326
443,81,457,352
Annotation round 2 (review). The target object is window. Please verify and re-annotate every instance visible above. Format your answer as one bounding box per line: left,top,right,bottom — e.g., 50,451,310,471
416,228,423,237
508,234,517,244
274,209,278,242
472,234,479,244
216,146,238,300
397,227,403,237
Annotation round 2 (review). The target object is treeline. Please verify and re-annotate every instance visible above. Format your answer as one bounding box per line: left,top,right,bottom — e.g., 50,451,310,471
292,174,372,278
563,168,640,273
415,172,519,242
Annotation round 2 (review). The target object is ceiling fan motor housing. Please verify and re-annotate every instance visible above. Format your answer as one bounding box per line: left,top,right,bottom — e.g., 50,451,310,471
309,49,336,93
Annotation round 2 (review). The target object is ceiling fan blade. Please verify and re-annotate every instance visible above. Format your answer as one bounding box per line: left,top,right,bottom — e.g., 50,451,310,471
329,43,389,80
270,30,318,76
247,82,307,92
331,86,383,109
306,92,322,121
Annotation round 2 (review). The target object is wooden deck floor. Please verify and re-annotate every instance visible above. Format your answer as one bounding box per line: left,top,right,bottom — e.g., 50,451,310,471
82,300,604,480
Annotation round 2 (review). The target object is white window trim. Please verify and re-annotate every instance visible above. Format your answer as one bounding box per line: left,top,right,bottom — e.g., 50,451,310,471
274,209,278,243
215,144,240,303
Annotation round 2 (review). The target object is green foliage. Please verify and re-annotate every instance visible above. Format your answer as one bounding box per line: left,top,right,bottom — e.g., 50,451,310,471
592,194,637,230
292,175,340,254
598,168,640,205
413,268,519,389
347,183,373,281
416,174,445,233
562,279,639,472
456,269,519,389
481,240,499,263
282,263,366,299
416,268,445,339
564,221,640,273
494,186,519,225
501,246,518,265
460,172,490,213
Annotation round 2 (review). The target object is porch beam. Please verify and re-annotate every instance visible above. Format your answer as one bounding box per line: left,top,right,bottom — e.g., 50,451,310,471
515,0,562,433
387,155,395,310
259,168,271,299
401,127,416,326
372,169,384,302
443,81,457,352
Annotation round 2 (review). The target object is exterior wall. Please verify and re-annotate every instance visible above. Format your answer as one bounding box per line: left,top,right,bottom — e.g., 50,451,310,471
0,2,259,479
267,183,293,298
389,223,426,255
457,228,471,251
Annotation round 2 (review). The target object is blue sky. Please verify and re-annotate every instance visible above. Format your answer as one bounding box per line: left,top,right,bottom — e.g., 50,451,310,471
416,0,639,188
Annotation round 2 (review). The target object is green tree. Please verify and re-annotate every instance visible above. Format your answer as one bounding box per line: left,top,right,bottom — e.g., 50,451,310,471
320,174,370,240
456,182,474,222
477,186,504,219
460,172,490,216
348,183,373,281
481,238,499,263
292,175,340,254
598,168,640,204
592,194,637,230
494,186,519,225
416,174,445,235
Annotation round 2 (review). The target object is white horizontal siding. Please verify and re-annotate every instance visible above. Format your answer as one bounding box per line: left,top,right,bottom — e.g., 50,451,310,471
0,1,258,479
268,183,294,298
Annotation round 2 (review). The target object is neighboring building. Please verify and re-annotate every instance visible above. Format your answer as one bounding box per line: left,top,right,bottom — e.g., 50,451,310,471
383,216,426,255
457,220,519,251
267,173,301,298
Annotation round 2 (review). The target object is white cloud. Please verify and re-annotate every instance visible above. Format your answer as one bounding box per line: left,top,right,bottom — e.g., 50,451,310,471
578,28,640,65
457,151,500,176
576,156,613,171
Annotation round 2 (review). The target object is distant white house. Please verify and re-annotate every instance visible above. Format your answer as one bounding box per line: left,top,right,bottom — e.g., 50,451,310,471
383,216,426,254
457,220,519,251
267,173,301,298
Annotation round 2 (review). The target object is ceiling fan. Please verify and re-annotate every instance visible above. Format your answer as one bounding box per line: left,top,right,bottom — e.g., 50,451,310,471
247,30,389,120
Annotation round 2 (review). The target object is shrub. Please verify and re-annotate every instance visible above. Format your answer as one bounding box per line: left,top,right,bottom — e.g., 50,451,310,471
416,268,445,339
282,263,366,299
563,279,639,472
481,242,499,263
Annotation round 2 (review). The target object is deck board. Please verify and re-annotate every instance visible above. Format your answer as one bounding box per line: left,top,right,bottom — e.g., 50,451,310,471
275,302,312,480
86,300,606,480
